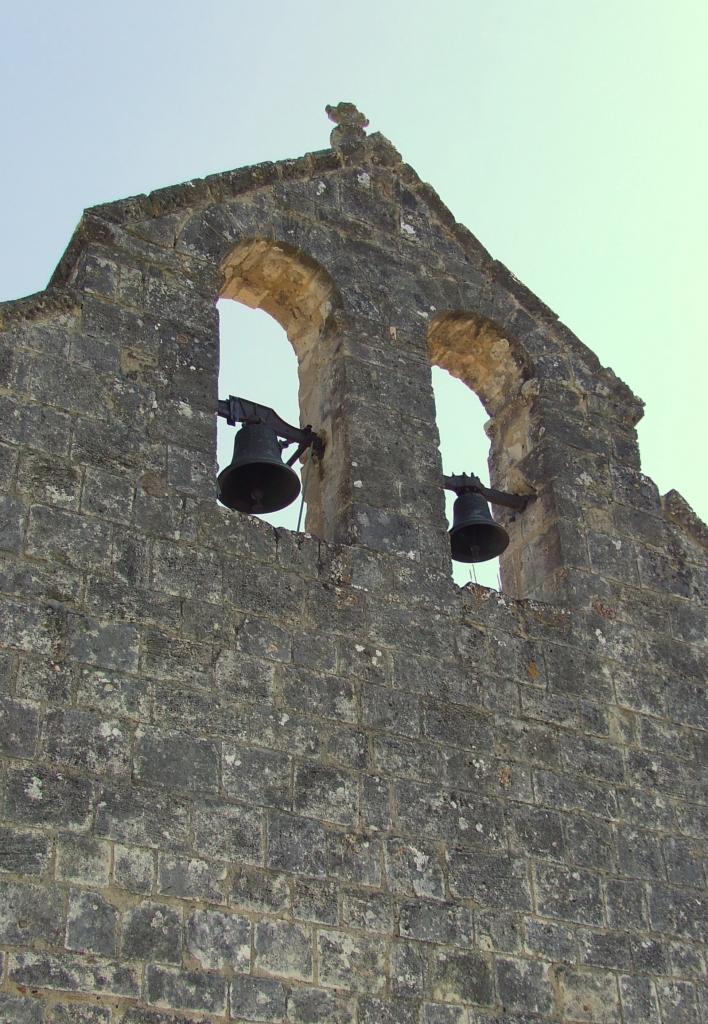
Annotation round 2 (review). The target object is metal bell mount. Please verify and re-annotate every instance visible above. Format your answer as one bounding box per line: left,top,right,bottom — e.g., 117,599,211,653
444,472,533,564
217,395,324,515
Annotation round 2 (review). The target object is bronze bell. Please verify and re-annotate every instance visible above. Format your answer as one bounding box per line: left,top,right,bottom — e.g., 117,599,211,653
218,422,301,514
449,490,510,563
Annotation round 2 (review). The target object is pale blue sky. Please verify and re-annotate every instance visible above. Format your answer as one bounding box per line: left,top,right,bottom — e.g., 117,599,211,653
2,2,706,587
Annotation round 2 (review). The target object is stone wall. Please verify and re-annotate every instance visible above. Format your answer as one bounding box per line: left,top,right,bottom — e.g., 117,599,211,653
0,104,705,1023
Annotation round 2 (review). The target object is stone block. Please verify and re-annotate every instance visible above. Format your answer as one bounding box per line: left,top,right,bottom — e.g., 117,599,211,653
0,994,43,1024
158,854,226,903
254,919,313,981
0,826,51,875
81,465,134,522
293,763,359,826
267,811,329,877
616,826,664,879
476,909,522,953
286,986,356,1023
390,939,426,999
9,950,140,998
293,630,338,673
557,967,621,1023
236,615,292,662
15,450,82,509
577,928,632,970
385,837,445,898
362,684,420,736
122,901,182,963
76,665,151,720
0,395,72,456
186,908,250,970
225,559,305,620
447,851,531,911
604,877,647,930
394,779,505,849
649,882,706,941
151,539,223,602
328,831,384,887
5,765,94,830
280,665,357,722
509,804,564,859
193,797,263,864
45,708,131,776
66,888,119,956
619,975,661,1024
495,957,554,1015
143,629,212,687
656,979,702,1024
358,997,419,1024
230,864,289,913
535,863,604,926
0,879,65,946
56,834,111,886
524,917,577,962
223,742,291,809
663,835,705,887
66,614,140,674
375,733,445,784
214,648,276,704
337,638,388,685
26,506,112,570
133,727,219,793
428,947,493,1006
0,694,40,757
533,767,617,819
399,899,474,947
113,842,155,893
292,877,339,924
0,494,28,552
563,815,615,871
146,965,227,1015
14,651,74,700
341,890,394,934
95,784,190,849
318,928,387,994
0,596,64,657
231,974,287,1021
421,1005,466,1024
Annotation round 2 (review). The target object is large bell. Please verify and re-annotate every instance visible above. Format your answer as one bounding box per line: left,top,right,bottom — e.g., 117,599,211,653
449,490,510,563
218,422,301,514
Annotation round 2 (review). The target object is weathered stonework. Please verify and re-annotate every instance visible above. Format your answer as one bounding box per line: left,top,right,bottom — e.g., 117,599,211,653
0,102,705,1022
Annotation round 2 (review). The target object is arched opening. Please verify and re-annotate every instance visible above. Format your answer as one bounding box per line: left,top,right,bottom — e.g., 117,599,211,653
216,300,304,530
431,366,500,590
218,238,340,538
428,312,535,596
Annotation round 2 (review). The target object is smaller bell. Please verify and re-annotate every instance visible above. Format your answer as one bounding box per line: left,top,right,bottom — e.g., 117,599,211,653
218,422,301,514
449,490,510,563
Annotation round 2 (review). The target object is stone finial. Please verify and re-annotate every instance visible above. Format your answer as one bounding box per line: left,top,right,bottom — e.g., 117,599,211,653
326,102,369,150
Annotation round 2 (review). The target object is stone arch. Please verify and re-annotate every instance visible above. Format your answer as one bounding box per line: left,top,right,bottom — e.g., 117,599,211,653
427,311,534,419
427,311,537,595
220,238,340,356
218,238,343,537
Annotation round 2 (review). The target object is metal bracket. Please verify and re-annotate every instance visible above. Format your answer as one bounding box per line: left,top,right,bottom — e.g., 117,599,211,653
444,472,533,512
217,395,325,460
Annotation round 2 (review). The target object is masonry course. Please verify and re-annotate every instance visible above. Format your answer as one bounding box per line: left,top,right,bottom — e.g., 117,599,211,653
0,103,705,1021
